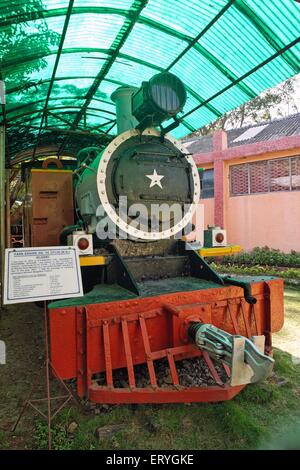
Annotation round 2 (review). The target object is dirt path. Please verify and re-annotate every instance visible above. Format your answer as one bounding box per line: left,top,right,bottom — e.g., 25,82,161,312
0,303,44,449
273,287,300,364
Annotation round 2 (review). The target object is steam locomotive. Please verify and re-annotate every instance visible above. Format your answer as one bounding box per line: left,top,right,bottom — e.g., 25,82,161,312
46,72,284,404
67,72,198,247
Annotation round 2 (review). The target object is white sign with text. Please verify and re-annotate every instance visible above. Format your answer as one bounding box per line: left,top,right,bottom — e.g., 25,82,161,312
3,246,83,304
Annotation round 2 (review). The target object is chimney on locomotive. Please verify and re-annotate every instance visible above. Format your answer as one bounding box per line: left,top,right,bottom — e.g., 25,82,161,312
111,86,139,134
111,72,187,134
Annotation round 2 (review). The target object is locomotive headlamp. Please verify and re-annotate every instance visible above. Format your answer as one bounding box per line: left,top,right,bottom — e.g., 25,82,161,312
132,72,187,131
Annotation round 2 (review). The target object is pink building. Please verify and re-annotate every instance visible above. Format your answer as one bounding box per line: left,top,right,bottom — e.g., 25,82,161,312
185,114,300,253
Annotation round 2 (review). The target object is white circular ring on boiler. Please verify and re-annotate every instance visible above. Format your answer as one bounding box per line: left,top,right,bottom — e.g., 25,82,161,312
96,128,200,240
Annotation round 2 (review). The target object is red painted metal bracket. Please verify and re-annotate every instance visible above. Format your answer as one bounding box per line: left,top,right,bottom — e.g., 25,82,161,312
47,279,284,404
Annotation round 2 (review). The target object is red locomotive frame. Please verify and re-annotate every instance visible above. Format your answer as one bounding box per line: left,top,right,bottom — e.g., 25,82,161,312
49,278,283,403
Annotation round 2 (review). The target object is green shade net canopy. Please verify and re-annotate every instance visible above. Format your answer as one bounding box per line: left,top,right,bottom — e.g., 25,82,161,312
1,0,300,163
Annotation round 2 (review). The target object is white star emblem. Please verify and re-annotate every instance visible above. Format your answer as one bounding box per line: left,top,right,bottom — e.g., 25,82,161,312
146,169,164,189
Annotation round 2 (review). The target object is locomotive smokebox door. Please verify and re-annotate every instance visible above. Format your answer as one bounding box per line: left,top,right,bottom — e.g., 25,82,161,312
111,134,194,227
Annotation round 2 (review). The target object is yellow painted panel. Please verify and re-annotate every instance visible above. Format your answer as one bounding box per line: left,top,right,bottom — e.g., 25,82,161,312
80,256,107,266
198,245,241,258
31,169,73,174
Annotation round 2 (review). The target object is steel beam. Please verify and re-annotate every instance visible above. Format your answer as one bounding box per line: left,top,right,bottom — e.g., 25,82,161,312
57,0,149,155
6,98,116,118
165,0,236,70
7,77,128,95
12,126,111,136
32,0,75,160
12,148,76,165
181,35,300,121
4,53,219,121
234,0,300,74
0,123,5,305
0,4,256,100
0,6,127,27
5,170,10,249
46,110,76,127
4,106,112,123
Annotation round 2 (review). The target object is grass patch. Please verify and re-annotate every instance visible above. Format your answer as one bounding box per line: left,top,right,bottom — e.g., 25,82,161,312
2,288,300,450
0,431,9,450
210,262,300,281
30,287,300,450
273,287,300,360
33,421,73,450
30,348,300,450
222,247,300,268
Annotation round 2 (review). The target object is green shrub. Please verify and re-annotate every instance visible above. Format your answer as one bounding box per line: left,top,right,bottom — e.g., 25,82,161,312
33,421,73,450
210,262,300,280
222,247,300,268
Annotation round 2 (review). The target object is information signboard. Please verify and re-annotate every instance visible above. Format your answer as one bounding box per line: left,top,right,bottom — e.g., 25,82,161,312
3,246,83,304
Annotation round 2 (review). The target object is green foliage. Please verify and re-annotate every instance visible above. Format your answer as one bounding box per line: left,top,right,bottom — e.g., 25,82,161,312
0,1,60,87
28,344,300,451
210,247,300,282
261,422,300,450
273,349,299,378
191,76,298,136
0,431,9,450
211,261,300,280
210,401,262,448
238,382,280,405
222,247,300,268
33,421,72,450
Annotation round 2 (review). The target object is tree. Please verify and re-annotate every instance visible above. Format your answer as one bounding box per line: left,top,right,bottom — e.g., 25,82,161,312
0,2,61,166
192,75,299,137
0,2,60,90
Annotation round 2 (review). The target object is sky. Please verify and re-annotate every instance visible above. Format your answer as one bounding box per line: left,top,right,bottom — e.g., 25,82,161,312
220,72,300,131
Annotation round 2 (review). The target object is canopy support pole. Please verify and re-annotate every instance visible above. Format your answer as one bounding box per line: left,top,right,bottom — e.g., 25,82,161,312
6,169,11,249
0,123,6,306
32,0,75,160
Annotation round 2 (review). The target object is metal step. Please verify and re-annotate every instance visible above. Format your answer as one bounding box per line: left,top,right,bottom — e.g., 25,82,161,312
125,255,190,282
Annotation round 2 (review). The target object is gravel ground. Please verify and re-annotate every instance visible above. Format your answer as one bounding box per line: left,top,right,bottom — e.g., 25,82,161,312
92,356,228,390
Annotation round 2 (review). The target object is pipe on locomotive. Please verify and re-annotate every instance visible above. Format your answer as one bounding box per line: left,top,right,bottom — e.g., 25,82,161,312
111,86,139,134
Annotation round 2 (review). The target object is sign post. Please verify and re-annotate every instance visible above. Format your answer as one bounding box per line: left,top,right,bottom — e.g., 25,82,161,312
0,80,6,308
0,121,5,307
7,246,83,449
